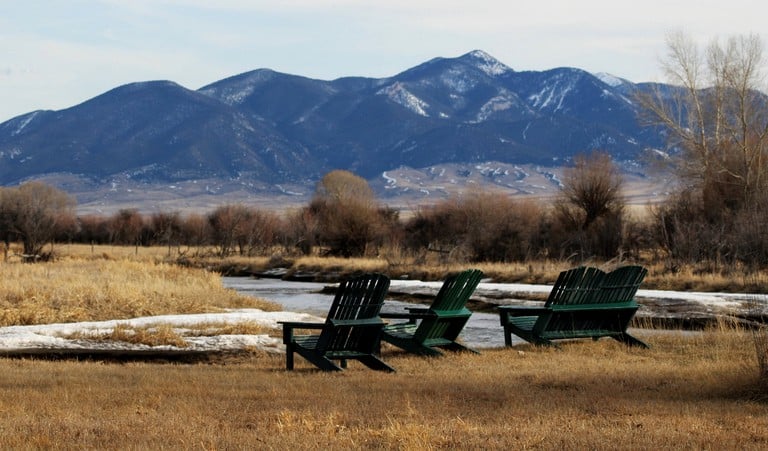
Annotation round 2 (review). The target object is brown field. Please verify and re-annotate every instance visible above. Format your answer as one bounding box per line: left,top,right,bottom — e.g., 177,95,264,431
0,331,765,449
0,244,767,448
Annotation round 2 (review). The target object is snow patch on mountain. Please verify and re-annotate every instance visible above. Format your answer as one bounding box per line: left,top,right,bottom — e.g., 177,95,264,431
199,69,279,105
528,74,575,112
0,147,22,160
377,82,430,117
474,95,514,122
10,111,40,136
381,172,397,188
595,72,627,87
440,68,478,93
466,50,512,76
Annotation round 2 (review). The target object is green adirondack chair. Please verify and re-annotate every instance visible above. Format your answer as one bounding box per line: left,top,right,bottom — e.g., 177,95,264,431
379,269,483,356
498,265,648,348
279,273,394,372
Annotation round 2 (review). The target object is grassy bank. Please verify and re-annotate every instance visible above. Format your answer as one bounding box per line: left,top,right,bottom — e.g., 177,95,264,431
45,243,768,293
0,331,765,449
0,256,279,327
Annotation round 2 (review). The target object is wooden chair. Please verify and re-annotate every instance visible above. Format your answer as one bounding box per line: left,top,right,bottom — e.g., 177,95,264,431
380,269,483,356
498,265,648,348
279,273,394,371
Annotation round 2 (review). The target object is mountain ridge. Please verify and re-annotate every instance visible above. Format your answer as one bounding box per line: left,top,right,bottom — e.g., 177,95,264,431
0,50,668,213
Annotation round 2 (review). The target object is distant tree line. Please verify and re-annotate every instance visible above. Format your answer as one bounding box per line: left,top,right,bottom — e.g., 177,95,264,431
0,161,632,263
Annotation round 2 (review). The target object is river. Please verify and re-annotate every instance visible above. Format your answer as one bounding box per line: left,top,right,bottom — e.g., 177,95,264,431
222,277,513,349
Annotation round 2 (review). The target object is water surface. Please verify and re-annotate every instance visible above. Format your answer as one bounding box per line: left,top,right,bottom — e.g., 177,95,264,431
223,277,513,349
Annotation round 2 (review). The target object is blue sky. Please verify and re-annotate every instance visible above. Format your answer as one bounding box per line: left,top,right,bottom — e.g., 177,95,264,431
1,0,764,122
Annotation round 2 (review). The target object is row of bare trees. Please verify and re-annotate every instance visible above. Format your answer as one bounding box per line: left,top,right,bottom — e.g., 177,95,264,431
0,160,630,263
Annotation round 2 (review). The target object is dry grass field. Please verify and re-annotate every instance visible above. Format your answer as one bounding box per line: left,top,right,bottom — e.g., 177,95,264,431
0,332,765,449
0,246,279,327
0,244,767,448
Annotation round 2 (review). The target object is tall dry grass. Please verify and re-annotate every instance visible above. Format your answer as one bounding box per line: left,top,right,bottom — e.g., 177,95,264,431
0,330,765,449
0,258,279,327
47,243,768,293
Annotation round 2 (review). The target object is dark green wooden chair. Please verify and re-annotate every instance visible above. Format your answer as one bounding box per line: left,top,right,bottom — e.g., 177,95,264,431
379,269,483,356
498,265,648,348
279,273,394,372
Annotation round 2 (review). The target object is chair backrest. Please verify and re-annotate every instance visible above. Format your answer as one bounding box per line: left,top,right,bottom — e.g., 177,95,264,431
414,269,483,342
593,265,647,305
429,268,484,313
318,273,391,352
536,265,647,337
547,265,646,308
546,266,605,307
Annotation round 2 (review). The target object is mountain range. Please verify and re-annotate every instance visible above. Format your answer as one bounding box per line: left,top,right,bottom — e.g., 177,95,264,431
0,50,668,213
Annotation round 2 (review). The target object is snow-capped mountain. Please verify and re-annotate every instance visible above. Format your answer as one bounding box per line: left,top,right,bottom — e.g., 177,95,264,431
0,50,666,211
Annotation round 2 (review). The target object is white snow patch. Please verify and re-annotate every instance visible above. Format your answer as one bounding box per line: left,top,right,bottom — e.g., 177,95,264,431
377,82,429,117
467,50,512,76
0,148,22,160
11,111,40,136
381,172,397,186
0,310,317,354
440,68,477,93
594,72,626,87
276,185,304,196
474,95,513,122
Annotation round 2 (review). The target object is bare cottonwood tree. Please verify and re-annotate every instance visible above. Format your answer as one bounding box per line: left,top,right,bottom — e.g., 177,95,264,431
207,204,250,257
0,181,76,260
108,209,145,245
314,170,376,206
309,170,392,257
638,32,768,265
557,151,625,230
638,32,768,211
553,151,625,259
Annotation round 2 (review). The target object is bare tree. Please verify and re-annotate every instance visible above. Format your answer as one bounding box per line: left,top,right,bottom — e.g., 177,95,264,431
108,209,145,245
638,32,768,265
553,151,625,259
179,213,211,251
207,204,250,257
314,170,376,206
150,211,182,256
310,170,390,257
0,181,76,260
557,151,625,230
638,32,768,210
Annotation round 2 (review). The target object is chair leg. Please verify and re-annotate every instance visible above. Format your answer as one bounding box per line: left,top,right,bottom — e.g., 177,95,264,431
503,326,513,346
285,344,295,370
443,342,480,354
357,355,396,372
613,333,649,348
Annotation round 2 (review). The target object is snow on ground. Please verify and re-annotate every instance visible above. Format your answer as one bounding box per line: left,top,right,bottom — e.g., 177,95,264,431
0,310,318,355
390,280,753,309
0,280,763,356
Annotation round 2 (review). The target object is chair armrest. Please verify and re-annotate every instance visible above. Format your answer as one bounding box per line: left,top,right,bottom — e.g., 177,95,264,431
497,305,549,325
278,321,325,329
381,309,433,324
380,312,416,319
278,321,325,344
329,318,385,327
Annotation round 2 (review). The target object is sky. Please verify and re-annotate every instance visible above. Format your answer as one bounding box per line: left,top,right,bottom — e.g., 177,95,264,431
1,0,765,123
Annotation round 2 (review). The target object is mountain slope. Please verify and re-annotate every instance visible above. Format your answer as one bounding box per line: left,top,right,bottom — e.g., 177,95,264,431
0,50,667,212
